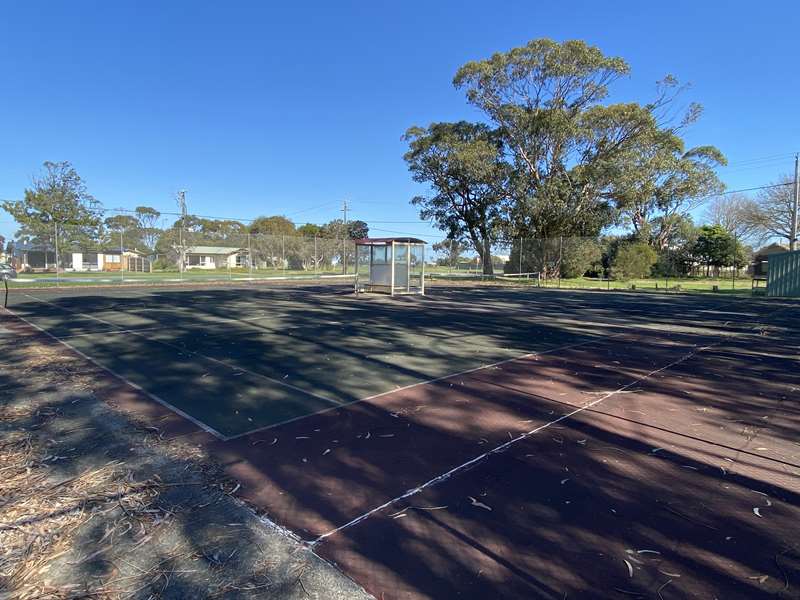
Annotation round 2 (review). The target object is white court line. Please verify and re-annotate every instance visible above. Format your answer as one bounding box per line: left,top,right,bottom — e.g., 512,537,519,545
309,339,720,547
58,326,167,340
223,332,631,441
22,293,343,409
2,306,228,441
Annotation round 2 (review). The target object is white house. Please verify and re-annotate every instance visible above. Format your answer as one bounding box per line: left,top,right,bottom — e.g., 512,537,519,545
68,250,149,272
184,246,248,270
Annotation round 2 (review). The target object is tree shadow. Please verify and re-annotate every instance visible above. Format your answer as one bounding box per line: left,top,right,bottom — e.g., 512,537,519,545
0,321,370,599
4,283,800,598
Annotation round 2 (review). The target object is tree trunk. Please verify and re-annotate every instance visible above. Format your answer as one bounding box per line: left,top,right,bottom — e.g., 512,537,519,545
482,238,494,275
468,230,494,276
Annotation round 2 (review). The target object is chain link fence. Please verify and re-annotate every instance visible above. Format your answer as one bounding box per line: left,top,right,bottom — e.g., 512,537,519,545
9,224,358,285
7,220,753,293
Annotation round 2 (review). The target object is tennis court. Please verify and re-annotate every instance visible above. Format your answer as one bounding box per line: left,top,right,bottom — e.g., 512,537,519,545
4,282,800,598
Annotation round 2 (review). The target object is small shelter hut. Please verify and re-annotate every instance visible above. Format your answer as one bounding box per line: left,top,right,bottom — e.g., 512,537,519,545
355,237,425,296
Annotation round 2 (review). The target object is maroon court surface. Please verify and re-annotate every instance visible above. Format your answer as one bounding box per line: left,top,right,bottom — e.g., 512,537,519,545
4,285,799,599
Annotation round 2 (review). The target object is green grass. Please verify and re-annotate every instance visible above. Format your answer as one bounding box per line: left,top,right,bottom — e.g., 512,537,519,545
425,271,757,295
10,268,759,296
529,275,754,295
9,267,353,288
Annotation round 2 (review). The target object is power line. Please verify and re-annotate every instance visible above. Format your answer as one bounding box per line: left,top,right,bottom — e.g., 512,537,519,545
722,152,796,168
1,181,794,241
708,182,792,197
283,200,342,216
90,205,436,228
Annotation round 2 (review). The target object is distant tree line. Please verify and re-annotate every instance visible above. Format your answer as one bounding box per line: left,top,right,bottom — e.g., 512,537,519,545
1,162,369,271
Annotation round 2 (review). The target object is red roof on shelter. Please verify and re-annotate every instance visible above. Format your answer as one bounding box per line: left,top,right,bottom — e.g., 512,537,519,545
354,237,426,245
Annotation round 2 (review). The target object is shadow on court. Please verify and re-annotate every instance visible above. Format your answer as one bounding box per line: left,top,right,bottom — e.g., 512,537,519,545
5,284,800,598
0,319,369,599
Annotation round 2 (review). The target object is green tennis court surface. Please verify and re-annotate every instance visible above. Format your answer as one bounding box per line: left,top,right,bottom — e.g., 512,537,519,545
8,283,770,440
8,283,616,438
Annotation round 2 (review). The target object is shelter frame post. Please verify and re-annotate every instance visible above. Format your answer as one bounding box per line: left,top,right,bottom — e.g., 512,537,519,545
421,244,425,295
390,241,396,296
406,242,411,293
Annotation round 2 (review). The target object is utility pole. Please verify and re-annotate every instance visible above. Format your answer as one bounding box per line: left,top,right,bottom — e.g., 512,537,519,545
341,199,348,274
177,190,187,278
791,153,799,251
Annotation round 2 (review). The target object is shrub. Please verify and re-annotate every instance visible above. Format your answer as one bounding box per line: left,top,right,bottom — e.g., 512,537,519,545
652,247,693,277
286,254,306,270
560,238,602,279
611,242,657,279
152,257,175,271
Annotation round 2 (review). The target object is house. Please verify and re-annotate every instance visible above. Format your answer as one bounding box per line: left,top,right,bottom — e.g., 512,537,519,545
12,243,151,273
183,246,249,270
13,243,57,272
750,243,789,279
67,249,150,272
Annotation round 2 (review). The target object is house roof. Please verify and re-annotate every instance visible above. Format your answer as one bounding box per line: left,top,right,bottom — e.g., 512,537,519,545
100,248,146,255
14,242,54,252
754,243,789,257
185,246,244,255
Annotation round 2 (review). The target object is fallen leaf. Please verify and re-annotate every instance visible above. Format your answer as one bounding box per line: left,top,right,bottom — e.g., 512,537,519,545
659,570,681,578
623,559,634,578
468,496,492,511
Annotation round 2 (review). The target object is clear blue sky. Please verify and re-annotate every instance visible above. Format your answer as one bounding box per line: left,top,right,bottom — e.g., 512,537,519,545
1,0,798,243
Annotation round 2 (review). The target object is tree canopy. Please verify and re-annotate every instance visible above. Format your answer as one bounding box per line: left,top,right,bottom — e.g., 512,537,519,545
691,224,746,274
752,177,796,246
703,193,763,244
249,215,295,236
400,38,727,263
452,39,678,239
2,161,102,247
404,121,509,274
610,129,726,249
320,218,369,240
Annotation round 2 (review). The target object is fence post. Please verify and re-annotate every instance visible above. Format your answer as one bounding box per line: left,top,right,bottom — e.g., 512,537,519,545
558,236,563,288
54,221,59,288
314,235,318,279
518,237,522,276
449,239,453,274
120,228,125,283
543,238,548,287
248,233,253,279
732,230,737,290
